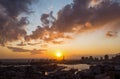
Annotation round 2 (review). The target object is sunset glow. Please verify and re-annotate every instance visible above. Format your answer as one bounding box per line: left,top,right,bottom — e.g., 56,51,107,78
0,0,120,79
0,0,120,59
56,52,62,58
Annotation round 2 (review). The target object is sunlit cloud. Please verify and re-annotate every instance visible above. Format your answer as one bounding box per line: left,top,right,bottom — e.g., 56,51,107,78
106,31,118,37
7,46,47,55
89,0,103,7
17,42,27,46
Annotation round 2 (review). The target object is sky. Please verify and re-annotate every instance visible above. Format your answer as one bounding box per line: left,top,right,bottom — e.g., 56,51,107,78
0,0,120,59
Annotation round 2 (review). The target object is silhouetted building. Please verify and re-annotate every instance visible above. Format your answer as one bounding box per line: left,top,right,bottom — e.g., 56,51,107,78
100,57,103,61
95,57,99,61
81,57,85,60
112,54,120,62
63,55,65,61
0,61,2,65
89,56,94,61
104,55,109,60
115,55,120,60
85,57,89,61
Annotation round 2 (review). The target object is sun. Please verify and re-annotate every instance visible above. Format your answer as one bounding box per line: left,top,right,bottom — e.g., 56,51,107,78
56,51,62,58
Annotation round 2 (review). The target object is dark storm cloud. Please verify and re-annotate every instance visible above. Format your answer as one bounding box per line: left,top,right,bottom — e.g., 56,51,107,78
54,0,120,32
0,0,35,46
7,46,47,54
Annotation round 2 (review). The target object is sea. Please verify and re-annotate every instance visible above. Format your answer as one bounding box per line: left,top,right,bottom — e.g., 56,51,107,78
58,64,90,71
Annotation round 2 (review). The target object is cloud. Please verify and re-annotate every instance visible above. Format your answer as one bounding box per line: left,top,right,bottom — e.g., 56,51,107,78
1,0,120,47
53,0,120,33
40,44,48,48
106,31,117,37
27,0,120,44
0,0,35,46
7,46,47,54
25,25,73,44
89,0,103,7
17,42,26,46
27,42,41,46
30,49,47,55
41,11,56,28
7,46,30,52
52,40,64,44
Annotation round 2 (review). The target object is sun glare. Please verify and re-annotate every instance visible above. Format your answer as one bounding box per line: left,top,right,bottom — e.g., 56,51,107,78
56,52,62,57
